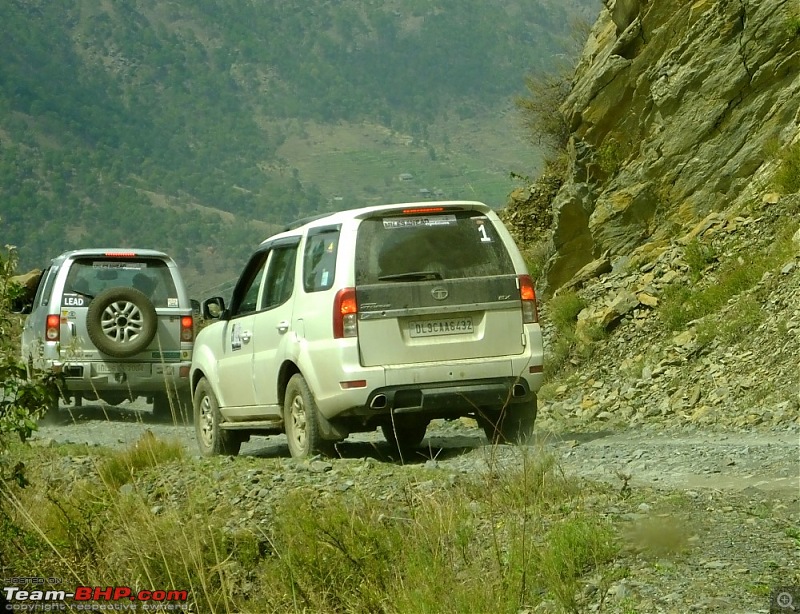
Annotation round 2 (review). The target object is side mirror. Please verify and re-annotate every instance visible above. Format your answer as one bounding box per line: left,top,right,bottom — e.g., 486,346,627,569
11,300,32,315
202,297,226,320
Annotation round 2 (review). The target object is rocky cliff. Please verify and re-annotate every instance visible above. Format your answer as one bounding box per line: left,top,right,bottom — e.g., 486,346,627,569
540,0,799,291
504,0,800,431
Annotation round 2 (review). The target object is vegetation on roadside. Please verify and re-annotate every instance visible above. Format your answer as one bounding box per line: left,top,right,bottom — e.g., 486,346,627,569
773,141,800,194
658,226,796,333
0,245,61,453
543,290,587,379
0,435,620,613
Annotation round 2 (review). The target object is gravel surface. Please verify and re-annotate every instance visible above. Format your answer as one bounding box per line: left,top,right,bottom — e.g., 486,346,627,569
36,400,799,499
29,399,800,613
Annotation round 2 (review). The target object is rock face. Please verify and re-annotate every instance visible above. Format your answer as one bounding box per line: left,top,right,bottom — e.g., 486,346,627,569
544,0,800,291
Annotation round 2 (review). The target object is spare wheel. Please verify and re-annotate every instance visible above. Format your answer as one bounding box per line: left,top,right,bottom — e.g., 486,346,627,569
86,287,158,358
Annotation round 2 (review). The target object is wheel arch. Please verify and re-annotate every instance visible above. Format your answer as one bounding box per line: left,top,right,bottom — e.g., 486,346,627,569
276,360,301,407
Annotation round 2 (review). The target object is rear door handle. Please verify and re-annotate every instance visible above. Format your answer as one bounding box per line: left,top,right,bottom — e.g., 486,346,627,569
276,321,289,333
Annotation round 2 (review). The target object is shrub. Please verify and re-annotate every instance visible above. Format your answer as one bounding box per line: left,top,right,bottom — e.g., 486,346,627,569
0,245,61,451
683,238,718,280
543,291,587,378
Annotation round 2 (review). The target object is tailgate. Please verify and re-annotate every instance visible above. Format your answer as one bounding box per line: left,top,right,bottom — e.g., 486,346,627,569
357,275,524,367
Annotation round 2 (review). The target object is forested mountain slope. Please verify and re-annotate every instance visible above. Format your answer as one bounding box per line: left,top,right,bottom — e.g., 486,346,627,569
0,0,597,294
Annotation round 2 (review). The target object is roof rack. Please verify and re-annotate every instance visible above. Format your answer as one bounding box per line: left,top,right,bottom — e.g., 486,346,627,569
282,212,332,232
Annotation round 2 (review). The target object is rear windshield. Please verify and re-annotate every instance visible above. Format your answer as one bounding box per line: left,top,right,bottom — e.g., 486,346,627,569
64,258,178,308
355,210,515,284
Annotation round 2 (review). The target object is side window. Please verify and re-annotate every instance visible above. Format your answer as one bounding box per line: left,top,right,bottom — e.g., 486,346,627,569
261,246,298,309
303,229,340,292
231,253,268,317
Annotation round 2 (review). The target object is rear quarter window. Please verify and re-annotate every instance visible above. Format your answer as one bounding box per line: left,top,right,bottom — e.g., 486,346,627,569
355,211,515,285
303,228,340,292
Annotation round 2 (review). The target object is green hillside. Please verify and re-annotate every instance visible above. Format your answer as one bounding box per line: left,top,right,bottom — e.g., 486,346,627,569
0,0,598,294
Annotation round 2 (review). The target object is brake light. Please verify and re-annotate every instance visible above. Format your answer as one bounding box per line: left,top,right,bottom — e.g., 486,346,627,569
401,206,445,215
104,252,137,258
518,275,539,324
333,287,358,338
46,314,60,342
180,316,194,342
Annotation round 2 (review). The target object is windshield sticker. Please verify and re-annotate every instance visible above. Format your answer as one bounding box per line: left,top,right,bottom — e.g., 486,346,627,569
92,261,145,270
383,215,457,229
167,298,179,307
476,221,493,242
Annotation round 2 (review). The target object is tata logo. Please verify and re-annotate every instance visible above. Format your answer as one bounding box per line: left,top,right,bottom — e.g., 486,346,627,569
431,287,448,301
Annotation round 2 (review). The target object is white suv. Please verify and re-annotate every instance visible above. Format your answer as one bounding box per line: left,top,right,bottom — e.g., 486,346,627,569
191,201,544,458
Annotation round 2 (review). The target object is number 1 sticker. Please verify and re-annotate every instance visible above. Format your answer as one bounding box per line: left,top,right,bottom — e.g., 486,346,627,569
477,223,492,242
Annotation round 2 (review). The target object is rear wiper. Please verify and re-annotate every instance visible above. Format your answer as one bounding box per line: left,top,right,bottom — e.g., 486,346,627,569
378,271,443,282
70,288,95,299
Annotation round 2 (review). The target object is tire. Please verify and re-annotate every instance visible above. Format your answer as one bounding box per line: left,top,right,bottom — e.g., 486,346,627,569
381,419,429,455
86,287,158,358
284,374,332,459
39,394,61,426
152,393,172,422
194,378,241,456
479,395,538,445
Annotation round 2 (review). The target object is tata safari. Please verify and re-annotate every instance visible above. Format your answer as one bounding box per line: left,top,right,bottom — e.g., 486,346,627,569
191,201,544,458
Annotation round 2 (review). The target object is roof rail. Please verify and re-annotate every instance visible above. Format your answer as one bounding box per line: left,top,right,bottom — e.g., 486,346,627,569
282,212,332,232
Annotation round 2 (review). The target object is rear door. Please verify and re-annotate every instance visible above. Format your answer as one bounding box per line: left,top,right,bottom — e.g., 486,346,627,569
61,256,183,366
354,207,525,367
251,240,300,407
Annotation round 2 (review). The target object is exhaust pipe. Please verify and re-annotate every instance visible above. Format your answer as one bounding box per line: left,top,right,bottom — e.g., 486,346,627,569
370,394,388,410
512,384,527,398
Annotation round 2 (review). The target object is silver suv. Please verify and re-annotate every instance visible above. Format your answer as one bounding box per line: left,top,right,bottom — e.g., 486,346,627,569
21,249,195,422
191,201,544,458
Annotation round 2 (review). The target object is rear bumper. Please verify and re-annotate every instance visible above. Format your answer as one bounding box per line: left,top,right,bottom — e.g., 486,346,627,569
309,338,543,418
346,376,535,419
46,360,191,394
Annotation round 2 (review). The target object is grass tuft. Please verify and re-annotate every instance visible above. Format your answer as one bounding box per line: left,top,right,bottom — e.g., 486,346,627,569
773,141,800,193
97,430,184,489
543,291,586,378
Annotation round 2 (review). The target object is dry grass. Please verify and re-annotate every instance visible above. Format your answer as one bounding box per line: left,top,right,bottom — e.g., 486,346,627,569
0,436,620,613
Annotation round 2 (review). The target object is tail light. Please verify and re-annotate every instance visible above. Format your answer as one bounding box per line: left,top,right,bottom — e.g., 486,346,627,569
333,287,358,338
180,316,194,342
518,275,539,324
46,314,61,342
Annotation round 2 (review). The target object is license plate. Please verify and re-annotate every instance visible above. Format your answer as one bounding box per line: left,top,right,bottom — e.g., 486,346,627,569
95,363,151,375
409,317,474,338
